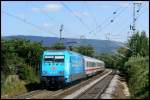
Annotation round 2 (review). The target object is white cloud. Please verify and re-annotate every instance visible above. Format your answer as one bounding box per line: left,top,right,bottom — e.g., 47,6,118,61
72,11,89,17
85,1,112,9
100,5,110,9
133,1,144,4
1,1,5,5
43,22,49,27
17,14,26,20
119,1,131,7
42,3,62,12
82,12,88,16
32,3,62,13
32,7,39,12
42,22,57,32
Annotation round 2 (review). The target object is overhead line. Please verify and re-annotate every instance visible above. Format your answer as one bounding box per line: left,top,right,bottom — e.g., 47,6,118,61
30,3,69,33
110,3,147,54
114,2,147,41
60,1,91,32
29,2,56,24
84,1,98,28
135,3,147,21
99,3,131,33
89,2,131,35
88,5,122,34
2,10,55,34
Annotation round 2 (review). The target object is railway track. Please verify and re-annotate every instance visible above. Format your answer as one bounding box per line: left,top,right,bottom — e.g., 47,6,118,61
49,69,110,99
10,90,42,99
63,69,113,99
11,89,63,99
10,69,112,99
75,73,114,99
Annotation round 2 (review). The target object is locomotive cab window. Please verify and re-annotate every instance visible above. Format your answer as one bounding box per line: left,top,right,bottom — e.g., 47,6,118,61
44,55,64,62
44,55,54,62
55,56,64,62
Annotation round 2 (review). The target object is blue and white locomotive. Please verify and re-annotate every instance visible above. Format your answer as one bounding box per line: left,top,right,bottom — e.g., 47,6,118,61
40,50,105,87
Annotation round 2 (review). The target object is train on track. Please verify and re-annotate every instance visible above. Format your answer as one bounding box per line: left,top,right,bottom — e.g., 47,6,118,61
40,50,105,88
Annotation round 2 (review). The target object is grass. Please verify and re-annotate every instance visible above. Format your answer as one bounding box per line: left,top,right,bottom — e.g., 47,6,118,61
1,75,27,98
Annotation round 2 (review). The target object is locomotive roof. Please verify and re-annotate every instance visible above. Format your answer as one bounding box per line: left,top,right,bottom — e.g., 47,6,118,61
43,50,104,63
44,49,81,55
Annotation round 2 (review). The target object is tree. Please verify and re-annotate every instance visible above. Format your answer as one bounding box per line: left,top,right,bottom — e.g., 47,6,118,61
95,53,118,68
115,31,149,99
127,31,149,57
1,40,6,67
50,42,66,50
72,45,95,57
114,31,149,73
1,38,46,77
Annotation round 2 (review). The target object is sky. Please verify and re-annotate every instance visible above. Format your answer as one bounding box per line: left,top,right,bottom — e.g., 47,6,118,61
1,1,149,42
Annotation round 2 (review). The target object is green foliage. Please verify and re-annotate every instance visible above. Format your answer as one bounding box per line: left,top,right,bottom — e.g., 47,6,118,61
114,31,149,99
1,39,46,75
96,31,149,99
49,42,95,57
1,40,6,66
72,45,95,57
114,31,149,72
18,64,38,83
50,42,66,50
95,53,115,68
1,38,45,97
1,52,24,76
1,38,45,84
127,31,149,57
125,56,149,99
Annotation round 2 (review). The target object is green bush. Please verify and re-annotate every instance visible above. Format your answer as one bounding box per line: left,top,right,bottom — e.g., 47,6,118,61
18,64,38,83
125,56,149,99
1,39,44,98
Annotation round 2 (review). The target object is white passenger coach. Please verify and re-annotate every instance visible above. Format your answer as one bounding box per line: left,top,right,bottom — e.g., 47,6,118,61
83,56,105,76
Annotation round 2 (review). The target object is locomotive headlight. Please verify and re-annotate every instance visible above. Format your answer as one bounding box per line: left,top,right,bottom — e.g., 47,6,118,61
59,71,64,74
42,71,47,75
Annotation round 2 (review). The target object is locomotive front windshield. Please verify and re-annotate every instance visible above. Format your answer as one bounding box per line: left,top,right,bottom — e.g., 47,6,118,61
44,55,64,62
55,56,64,62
